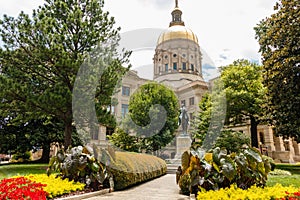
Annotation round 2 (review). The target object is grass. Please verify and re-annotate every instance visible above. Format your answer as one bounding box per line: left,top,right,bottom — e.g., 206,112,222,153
0,163,48,180
267,174,300,187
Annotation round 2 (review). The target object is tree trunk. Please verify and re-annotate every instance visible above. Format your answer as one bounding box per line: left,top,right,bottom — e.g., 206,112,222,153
39,143,50,163
64,119,73,149
250,116,259,148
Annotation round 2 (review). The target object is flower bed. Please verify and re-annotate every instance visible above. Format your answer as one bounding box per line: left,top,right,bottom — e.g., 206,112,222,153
0,174,85,199
0,177,48,199
197,184,299,200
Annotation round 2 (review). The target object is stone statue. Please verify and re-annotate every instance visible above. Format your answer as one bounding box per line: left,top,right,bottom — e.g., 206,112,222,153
179,104,189,135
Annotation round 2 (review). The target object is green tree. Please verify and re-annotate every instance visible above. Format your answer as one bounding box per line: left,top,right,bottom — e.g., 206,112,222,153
190,78,227,151
0,0,130,148
0,115,82,162
254,0,300,141
220,59,266,148
214,129,250,153
108,128,140,152
190,93,211,148
127,82,179,153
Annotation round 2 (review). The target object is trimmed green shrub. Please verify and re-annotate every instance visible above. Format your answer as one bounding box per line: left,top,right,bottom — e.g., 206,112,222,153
103,151,167,190
275,163,300,174
11,151,32,162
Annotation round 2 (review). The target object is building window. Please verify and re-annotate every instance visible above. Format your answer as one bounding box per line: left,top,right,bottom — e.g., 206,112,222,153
173,62,177,70
122,86,130,96
189,97,194,106
173,54,177,57
191,64,194,71
182,62,186,70
181,100,186,106
121,104,129,118
165,64,169,71
164,55,168,59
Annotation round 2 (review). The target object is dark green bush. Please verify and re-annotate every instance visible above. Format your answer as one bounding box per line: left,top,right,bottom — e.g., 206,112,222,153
214,129,250,153
275,163,300,174
11,151,31,162
104,151,167,190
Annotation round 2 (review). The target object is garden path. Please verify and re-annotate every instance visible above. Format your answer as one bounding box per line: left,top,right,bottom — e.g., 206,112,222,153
84,174,190,200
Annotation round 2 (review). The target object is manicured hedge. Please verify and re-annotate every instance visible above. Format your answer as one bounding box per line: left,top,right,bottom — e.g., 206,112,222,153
98,149,166,190
275,163,300,174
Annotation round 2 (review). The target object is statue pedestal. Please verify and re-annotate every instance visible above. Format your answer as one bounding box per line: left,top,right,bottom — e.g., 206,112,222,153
174,134,192,163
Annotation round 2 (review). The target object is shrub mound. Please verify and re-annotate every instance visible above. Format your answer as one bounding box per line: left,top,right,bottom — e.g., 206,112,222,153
102,151,167,190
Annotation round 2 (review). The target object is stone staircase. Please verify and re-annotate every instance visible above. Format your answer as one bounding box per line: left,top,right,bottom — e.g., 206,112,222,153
166,158,182,174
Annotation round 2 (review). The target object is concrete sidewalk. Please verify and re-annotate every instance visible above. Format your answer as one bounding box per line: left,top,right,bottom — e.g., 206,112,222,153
83,174,190,200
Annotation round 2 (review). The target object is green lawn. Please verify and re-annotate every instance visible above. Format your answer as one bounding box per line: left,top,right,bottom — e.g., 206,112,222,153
0,163,48,180
267,174,300,187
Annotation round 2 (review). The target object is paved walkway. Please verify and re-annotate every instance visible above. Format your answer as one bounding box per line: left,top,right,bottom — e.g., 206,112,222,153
84,174,190,200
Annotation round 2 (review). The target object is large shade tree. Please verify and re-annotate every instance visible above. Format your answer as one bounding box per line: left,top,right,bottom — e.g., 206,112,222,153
0,0,130,148
126,82,179,153
255,0,300,141
220,59,266,148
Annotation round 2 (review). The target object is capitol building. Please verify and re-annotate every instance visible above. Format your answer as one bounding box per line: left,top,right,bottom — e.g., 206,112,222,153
93,1,300,163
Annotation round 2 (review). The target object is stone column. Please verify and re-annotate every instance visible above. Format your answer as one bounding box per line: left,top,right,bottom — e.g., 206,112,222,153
274,136,285,151
293,141,300,156
264,126,276,151
288,138,295,155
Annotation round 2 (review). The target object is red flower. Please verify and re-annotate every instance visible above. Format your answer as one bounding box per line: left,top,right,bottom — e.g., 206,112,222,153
0,177,48,199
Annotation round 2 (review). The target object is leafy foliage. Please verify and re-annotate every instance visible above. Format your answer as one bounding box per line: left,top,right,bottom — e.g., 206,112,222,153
0,116,81,162
190,93,212,148
0,0,130,148
126,82,179,152
220,59,266,147
108,128,140,152
47,145,109,191
254,0,300,141
178,147,271,196
214,129,250,153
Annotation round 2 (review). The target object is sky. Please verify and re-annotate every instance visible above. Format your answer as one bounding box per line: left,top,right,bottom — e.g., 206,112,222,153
0,0,277,80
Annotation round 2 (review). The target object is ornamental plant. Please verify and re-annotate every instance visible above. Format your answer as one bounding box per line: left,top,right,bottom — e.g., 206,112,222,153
0,177,48,199
178,146,271,196
47,145,110,191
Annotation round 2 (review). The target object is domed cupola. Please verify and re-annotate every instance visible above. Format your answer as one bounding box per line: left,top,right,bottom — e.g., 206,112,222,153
153,0,204,88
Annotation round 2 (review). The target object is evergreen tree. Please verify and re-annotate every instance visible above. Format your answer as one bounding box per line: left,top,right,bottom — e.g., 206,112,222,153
0,0,130,148
255,0,300,141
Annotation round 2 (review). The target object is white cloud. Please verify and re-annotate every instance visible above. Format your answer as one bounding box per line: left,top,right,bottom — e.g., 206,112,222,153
0,0,276,78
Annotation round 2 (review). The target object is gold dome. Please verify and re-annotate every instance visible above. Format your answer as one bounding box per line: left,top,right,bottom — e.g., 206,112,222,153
157,25,198,45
